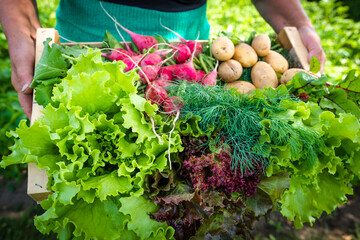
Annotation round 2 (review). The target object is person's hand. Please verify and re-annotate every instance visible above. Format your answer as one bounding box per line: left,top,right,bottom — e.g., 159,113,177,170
8,32,37,119
298,25,326,73
0,0,41,119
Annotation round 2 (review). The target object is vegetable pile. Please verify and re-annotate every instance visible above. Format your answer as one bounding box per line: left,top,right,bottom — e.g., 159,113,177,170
1,25,360,240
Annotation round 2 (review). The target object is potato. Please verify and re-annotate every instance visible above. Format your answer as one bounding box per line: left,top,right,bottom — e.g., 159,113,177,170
225,81,256,94
264,50,289,74
233,43,258,68
211,37,235,61
280,68,305,85
218,59,243,83
251,34,271,57
251,61,278,89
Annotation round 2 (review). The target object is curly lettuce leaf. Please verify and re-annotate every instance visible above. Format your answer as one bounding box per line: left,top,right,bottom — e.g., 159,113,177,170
59,44,88,59
66,49,137,95
0,120,57,168
121,100,156,144
267,101,360,228
258,172,290,203
53,71,121,115
34,82,60,107
52,49,138,115
280,171,353,228
119,195,175,239
81,171,132,201
35,195,134,240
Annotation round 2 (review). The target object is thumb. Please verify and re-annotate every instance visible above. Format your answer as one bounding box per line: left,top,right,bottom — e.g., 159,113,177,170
22,81,33,95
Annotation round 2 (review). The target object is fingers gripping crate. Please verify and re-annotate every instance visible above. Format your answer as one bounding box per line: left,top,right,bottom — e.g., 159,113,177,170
28,27,310,202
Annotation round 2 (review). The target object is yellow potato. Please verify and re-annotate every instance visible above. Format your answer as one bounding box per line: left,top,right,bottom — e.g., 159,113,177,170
280,68,305,85
265,50,289,74
218,59,243,83
251,34,271,57
211,37,235,61
225,81,256,94
251,61,278,89
233,43,258,68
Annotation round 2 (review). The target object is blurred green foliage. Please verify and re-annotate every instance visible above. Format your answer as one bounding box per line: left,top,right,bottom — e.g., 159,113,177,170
310,0,360,21
337,0,360,21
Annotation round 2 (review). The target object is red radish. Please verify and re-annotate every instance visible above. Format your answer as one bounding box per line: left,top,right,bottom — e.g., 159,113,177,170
173,62,197,82
101,2,158,53
156,49,172,57
139,65,161,84
173,41,199,82
123,55,143,72
200,61,219,86
150,43,190,64
153,79,171,88
123,30,158,53
145,85,168,105
139,50,173,67
161,24,203,57
139,49,171,67
195,70,206,82
186,41,203,57
114,23,139,57
102,48,137,61
173,44,191,63
140,53,163,67
163,97,183,116
138,50,179,84
158,65,178,81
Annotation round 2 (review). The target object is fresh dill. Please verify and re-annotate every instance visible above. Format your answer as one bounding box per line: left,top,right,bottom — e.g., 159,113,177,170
171,83,324,176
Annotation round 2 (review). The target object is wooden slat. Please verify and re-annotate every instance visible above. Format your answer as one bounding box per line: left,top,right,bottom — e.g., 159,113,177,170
62,42,103,48
277,26,310,70
28,28,59,202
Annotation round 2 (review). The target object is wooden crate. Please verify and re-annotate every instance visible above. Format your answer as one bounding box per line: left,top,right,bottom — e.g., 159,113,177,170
278,26,310,70
28,27,310,202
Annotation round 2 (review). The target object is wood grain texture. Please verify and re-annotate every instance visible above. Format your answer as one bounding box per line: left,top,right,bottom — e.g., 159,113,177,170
28,28,59,203
278,26,310,71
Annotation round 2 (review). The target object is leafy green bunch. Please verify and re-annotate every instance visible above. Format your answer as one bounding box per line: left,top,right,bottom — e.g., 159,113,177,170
1,48,183,239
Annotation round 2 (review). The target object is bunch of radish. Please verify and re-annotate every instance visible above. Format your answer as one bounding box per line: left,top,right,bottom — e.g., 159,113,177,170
101,21,218,116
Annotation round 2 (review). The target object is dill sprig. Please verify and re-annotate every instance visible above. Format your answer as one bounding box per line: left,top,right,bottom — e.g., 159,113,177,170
255,118,324,170
171,83,324,175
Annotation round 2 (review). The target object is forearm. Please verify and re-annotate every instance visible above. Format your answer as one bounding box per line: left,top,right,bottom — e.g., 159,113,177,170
0,0,40,48
251,0,313,33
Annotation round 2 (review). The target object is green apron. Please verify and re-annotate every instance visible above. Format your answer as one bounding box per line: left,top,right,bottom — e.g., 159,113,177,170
55,0,210,42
